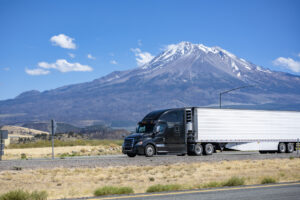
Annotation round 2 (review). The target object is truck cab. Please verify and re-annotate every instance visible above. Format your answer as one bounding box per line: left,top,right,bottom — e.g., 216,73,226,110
122,108,187,157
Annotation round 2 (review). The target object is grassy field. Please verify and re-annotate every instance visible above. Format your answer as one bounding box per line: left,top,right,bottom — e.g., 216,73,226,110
7,139,123,149
0,158,299,199
3,140,122,160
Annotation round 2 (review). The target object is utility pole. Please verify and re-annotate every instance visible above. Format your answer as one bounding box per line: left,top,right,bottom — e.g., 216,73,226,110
219,85,254,109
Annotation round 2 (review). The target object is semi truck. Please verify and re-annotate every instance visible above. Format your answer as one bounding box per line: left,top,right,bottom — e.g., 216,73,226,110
122,107,300,157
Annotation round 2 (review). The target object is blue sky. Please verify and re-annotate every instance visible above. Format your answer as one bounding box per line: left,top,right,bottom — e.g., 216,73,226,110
0,0,299,100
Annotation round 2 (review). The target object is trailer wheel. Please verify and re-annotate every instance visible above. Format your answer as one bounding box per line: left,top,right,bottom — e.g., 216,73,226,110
127,153,136,157
204,143,214,155
278,143,286,153
145,144,155,157
287,143,294,153
194,144,203,156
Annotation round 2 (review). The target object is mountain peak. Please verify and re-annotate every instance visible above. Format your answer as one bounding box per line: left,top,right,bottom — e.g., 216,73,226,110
141,42,246,77
163,41,236,57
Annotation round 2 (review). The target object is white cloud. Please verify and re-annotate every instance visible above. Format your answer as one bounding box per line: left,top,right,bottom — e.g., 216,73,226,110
25,68,50,75
50,34,76,49
38,59,93,72
298,53,300,57
273,57,300,73
3,67,10,71
131,48,154,66
87,54,96,60
110,60,117,65
68,53,75,58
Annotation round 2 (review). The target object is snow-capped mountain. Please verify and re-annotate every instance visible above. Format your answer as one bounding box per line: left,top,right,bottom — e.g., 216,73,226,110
1,42,300,126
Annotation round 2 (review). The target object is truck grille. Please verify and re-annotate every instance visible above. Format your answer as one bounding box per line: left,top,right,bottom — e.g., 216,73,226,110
124,138,134,150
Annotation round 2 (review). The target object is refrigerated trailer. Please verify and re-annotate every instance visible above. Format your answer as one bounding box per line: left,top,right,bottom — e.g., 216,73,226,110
122,107,300,157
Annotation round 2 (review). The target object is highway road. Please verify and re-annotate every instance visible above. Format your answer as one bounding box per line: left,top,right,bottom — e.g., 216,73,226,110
90,182,300,200
0,151,299,171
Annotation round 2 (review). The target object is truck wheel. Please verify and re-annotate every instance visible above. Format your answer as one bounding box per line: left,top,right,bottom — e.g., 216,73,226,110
127,153,136,157
194,144,203,156
287,143,294,153
204,143,214,155
145,144,155,157
278,143,286,153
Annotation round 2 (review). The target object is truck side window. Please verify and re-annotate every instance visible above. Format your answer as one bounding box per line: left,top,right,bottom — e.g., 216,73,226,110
160,111,178,122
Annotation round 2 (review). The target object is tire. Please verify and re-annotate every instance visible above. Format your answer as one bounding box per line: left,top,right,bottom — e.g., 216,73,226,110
145,144,155,157
278,143,286,153
194,143,203,156
127,153,136,157
204,143,214,155
177,153,186,156
287,143,294,153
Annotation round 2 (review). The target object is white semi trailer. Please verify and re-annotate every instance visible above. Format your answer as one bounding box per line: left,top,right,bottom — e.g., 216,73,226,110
192,108,300,153
123,107,300,157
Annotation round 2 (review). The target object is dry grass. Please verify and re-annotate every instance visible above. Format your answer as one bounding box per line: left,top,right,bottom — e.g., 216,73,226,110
0,158,299,199
2,145,121,160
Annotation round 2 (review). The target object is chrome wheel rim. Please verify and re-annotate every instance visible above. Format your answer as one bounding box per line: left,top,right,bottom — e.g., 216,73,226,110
147,147,153,156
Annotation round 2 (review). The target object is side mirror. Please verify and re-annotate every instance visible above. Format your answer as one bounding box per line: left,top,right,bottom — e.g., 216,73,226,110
155,125,160,134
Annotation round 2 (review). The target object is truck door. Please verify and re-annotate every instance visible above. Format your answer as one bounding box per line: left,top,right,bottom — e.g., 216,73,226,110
160,110,185,153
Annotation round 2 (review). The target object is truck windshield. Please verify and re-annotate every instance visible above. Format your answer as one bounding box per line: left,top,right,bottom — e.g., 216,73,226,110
136,123,155,133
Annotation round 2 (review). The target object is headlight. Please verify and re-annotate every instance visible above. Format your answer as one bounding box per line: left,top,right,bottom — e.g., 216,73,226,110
137,141,143,145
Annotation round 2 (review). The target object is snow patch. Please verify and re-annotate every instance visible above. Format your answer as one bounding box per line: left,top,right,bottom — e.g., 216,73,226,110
256,66,271,73
231,61,239,71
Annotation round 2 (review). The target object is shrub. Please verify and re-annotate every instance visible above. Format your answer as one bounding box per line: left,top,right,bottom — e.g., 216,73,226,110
202,181,221,188
12,166,22,171
29,191,48,200
94,186,133,196
146,184,182,193
222,176,245,187
21,153,27,160
149,177,155,182
0,190,47,200
261,177,277,184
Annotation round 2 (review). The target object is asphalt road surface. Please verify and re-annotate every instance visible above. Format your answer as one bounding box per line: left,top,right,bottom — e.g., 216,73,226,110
89,182,300,200
0,151,299,171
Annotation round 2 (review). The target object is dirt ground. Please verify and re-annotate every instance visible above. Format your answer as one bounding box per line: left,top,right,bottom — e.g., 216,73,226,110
0,158,299,199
